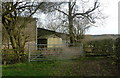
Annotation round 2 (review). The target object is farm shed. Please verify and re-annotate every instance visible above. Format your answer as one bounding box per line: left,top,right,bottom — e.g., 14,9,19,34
37,28,69,48
37,35,63,48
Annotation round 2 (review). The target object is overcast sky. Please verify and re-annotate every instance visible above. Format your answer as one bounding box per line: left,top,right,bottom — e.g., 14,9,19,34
33,0,120,35
86,0,119,35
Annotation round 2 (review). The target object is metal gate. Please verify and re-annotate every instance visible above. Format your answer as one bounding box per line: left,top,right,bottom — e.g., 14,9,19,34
28,43,84,62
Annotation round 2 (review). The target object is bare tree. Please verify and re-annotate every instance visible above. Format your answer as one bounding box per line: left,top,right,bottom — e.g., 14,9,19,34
40,0,104,44
2,2,44,62
43,12,68,33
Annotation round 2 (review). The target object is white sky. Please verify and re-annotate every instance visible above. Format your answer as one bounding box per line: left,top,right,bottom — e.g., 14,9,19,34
86,0,120,35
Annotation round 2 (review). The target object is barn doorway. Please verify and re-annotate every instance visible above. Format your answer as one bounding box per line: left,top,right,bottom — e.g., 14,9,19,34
37,38,47,48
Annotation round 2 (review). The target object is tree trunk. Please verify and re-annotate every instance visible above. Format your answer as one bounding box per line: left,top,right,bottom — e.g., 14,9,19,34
68,2,74,45
6,28,25,63
69,17,74,44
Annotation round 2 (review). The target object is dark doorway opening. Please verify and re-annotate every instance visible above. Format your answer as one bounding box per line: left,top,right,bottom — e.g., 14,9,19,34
37,38,47,49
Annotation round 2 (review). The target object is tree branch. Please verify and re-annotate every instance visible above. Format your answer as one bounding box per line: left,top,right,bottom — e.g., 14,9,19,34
28,3,44,17
73,0,100,18
71,0,76,11
2,2,21,16
54,8,68,16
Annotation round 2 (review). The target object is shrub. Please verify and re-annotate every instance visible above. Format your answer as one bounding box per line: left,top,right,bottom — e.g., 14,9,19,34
2,49,28,65
84,38,114,56
114,37,120,71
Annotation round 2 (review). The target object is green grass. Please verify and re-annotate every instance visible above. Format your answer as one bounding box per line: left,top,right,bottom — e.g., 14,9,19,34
2,57,119,76
3,60,73,76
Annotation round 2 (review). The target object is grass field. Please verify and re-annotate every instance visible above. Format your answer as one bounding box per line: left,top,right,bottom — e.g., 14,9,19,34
2,57,119,76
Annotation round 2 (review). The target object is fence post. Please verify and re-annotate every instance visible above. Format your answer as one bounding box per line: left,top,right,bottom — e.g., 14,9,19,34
28,42,30,62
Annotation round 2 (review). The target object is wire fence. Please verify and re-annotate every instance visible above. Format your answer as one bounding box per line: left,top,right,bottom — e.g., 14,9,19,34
1,43,84,65
1,41,117,65
28,43,84,62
